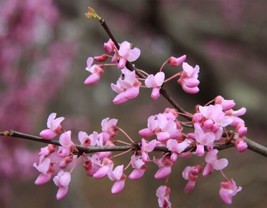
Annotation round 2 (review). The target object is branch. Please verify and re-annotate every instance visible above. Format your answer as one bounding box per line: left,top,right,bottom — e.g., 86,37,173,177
1,130,267,157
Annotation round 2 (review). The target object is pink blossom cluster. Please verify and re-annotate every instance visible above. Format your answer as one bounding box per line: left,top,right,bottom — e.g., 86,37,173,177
36,94,247,206
84,39,200,104
76,39,249,207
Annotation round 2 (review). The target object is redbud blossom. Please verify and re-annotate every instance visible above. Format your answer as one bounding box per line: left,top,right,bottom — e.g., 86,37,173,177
178,62,200,94
40,112,64,140
154,156,174,179
117,41,141,69
84,57,104,86
182,165,202,192
141,138,157,162
104,39,115,53
108,165,127,194
57,131,74,158
219,179,242,204
129,154,147,180
203,149,228,176
168,55,186,67
53,170,71,200
156,185,171,208
33,158,54,185
145,72,165,100
111,68,141,104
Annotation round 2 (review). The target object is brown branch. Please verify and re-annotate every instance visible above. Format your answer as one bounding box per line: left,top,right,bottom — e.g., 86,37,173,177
2,130,267,157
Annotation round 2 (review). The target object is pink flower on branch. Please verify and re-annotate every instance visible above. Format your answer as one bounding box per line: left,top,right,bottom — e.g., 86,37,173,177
203,149,228,176
178,62,200,94
84,57,104,86
156,185,171,208
145,72,165,100
111,68,141,104
108,165,127,194
33,158,54,185
129,154,147,180
182,165,202,192
117,41,141,69
53,170,71,200
40,113,64,140
219,179,242,204
168,55,186,67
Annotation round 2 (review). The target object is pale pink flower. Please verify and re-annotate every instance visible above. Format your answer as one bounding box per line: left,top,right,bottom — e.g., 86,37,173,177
168,55,186,67
178,62,200,94
141,138,157,161
57,131,74,158
111,68,141,104
108,165,127,194
33,158,54,185
215,95,236,111
101,117,118,139
40,112,64,140
219,179,242,204
235,137,248,152
203,149,228,176
129,154,147,180
93,157,114,179
182,165,202,192
139,113,181,142
194,123,216,148
84,57,104,86
156,185,171,208
154,156,174,179
117,41,141,69
78,131,91,147
145,72,165,100
53,170,71,200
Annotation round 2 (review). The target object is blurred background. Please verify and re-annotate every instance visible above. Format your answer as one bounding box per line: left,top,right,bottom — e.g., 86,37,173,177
0,0,267,207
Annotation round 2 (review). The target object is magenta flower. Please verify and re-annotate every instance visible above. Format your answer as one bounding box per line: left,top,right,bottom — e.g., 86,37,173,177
111,68,141,104
178,62,200,94
84,57,104,86
117,41,141,69
104,39,115,53
219,179,242,204
203,149,228,176
145,72,165,100
194,123,216,148
53,170,71,200
108,165,127,194
156,185,171,208
78,131,91,147
182,165,202,192
129,154,147,180
93,157,114,179
168,55,186,67
40,112,64,140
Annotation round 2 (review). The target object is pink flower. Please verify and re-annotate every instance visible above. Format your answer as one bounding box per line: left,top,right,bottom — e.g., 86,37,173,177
139,113,181,142
78,131,91,147
203,149,228,176
129,154,147,180
104,39,115,53
117,41,141,69
219,179,242,204
178,62,200,94
182,165,202,192
108,165,127,194
235,137,248,152
57,131,74,158
194,123,216,148
145,72,165,100
84,57,104,86
111,68,141,104
215,95,236,111
156,185,171,208
33,158,54,185
101,117,118,139
154,156,174,179
141,138,157,161
93,157,114,179
40,112,64,140
168,55,186,67
53,170,71,200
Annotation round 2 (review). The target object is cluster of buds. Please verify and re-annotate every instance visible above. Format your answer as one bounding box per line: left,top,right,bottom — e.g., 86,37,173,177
33,37,248,207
